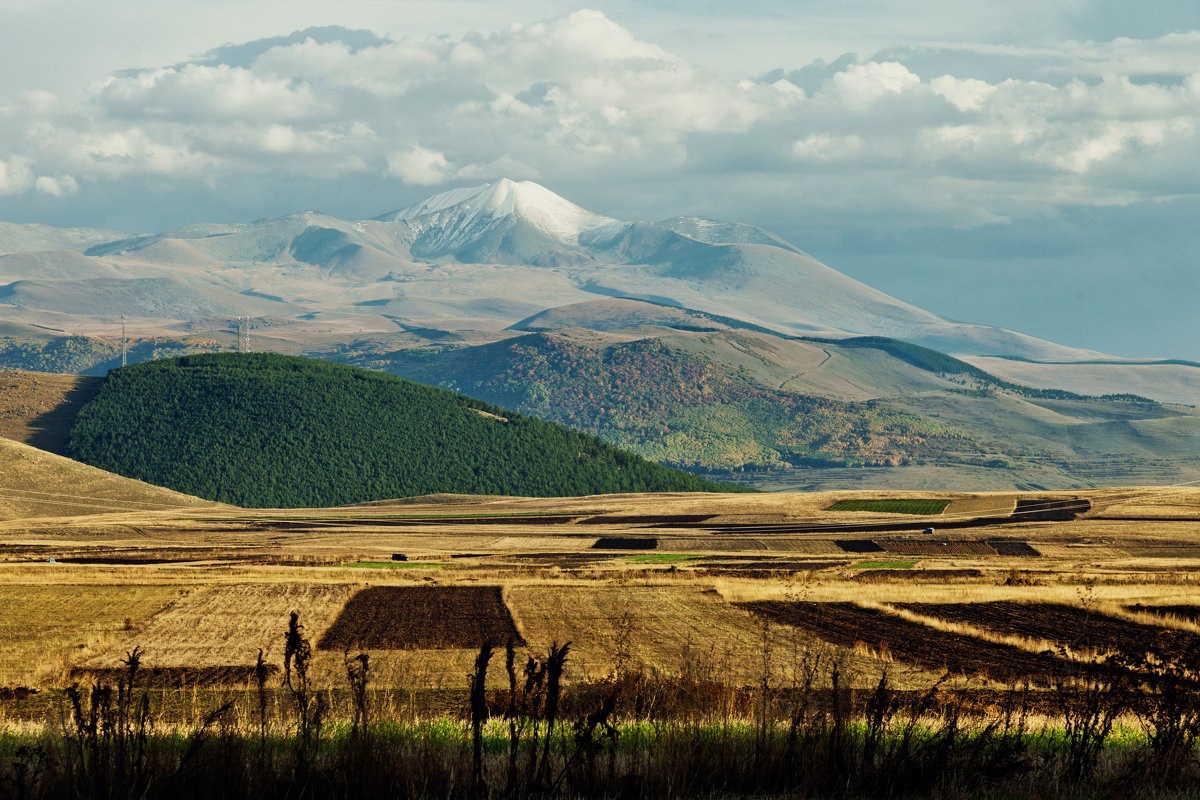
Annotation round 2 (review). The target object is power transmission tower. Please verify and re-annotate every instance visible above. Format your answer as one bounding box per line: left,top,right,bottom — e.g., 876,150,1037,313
121,316,127,367
237,317,251,353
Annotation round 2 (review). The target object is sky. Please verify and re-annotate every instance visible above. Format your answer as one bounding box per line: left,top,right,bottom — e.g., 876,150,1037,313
0,1,1198,359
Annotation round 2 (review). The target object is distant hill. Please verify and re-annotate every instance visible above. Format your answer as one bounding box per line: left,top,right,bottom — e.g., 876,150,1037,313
345,325,1200,490
355,331,981,471
66,353,744,507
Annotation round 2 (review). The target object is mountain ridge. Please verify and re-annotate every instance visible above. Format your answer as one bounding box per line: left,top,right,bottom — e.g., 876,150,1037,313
0,179,1113,362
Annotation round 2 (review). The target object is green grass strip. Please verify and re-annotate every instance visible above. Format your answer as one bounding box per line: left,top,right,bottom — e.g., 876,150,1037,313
851,560,916,570
619,553,706,564
828,499,950,515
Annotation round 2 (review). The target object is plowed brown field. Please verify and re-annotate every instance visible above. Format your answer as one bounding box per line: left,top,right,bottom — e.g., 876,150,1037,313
317,586,523,650
986,540,1040,557
900,602,1195,659
1126,604,1200,622
738,601,1094,685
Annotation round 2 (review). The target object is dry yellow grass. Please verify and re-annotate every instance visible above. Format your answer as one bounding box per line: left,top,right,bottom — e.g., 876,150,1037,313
79,583,358,673
0,438,219,520
0,584,185,685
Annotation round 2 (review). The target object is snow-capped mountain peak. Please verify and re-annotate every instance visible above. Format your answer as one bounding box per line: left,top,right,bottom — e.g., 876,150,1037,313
378,179,620,246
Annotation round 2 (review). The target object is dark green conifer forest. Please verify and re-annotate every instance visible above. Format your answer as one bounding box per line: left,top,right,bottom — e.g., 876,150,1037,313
66,353,744,507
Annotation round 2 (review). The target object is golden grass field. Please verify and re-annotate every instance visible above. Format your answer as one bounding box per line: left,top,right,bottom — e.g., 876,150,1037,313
1,463,1199,696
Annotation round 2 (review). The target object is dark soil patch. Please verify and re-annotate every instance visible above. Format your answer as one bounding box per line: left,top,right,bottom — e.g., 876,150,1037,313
737,602,1094,686
592,537,658,550
899,602,1194,660
876,539,996,556
1123,547,1200,559
1013,498,1090,521
834,540,884,553
578,515,714,526
986,540,1040,557
1126,604,1200,623
851,569,984,581
317,586,523,650
69,665,280,688
56,556,228,565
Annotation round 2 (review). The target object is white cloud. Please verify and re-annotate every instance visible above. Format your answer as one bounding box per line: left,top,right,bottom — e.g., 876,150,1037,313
93,63,325,122
386,146,453,185
792,133,862,161
0,156,33,195
830,62,922,109
0,10,1192,227
35,174,77,197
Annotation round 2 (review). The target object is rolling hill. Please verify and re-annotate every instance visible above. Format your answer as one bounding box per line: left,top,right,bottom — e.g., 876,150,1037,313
0,436,217,520
65,353,744,507
342,315,1200,491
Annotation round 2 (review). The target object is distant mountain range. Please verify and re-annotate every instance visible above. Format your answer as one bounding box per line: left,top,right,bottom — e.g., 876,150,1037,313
2,180,1199,492
0,178,1117,361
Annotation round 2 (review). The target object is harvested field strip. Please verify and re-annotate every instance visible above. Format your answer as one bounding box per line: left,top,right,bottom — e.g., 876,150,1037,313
986,540,1040,557
1126,604,1200,622
758,539,843,553
500,553,614,563
490,536,597,551
852,569,983,581
592,537,657,550
1026,545,1129,559
669,538,768,552
834,540,884,553
697,560,848,576
69,665,280,688
317,586,523,651
737,602,1092,686
898,602,1192,660
700,561,844,573
0,585,185,685
827,499,950,515
338,562,444,569
81,584,355,671
876,539,996,556
508,586,892,685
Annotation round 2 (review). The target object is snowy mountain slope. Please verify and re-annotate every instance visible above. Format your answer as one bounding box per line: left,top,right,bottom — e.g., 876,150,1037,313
0,179,1120,361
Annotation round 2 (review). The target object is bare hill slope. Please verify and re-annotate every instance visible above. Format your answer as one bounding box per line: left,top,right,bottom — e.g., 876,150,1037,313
0,370,100,454
0,437,218,519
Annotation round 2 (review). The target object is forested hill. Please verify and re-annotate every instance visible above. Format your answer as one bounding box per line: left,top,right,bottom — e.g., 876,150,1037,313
66,353,745,507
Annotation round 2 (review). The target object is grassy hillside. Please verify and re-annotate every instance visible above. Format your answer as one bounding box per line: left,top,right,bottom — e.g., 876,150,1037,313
0,436,216,519
66,353,743,507
357,334,978,470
